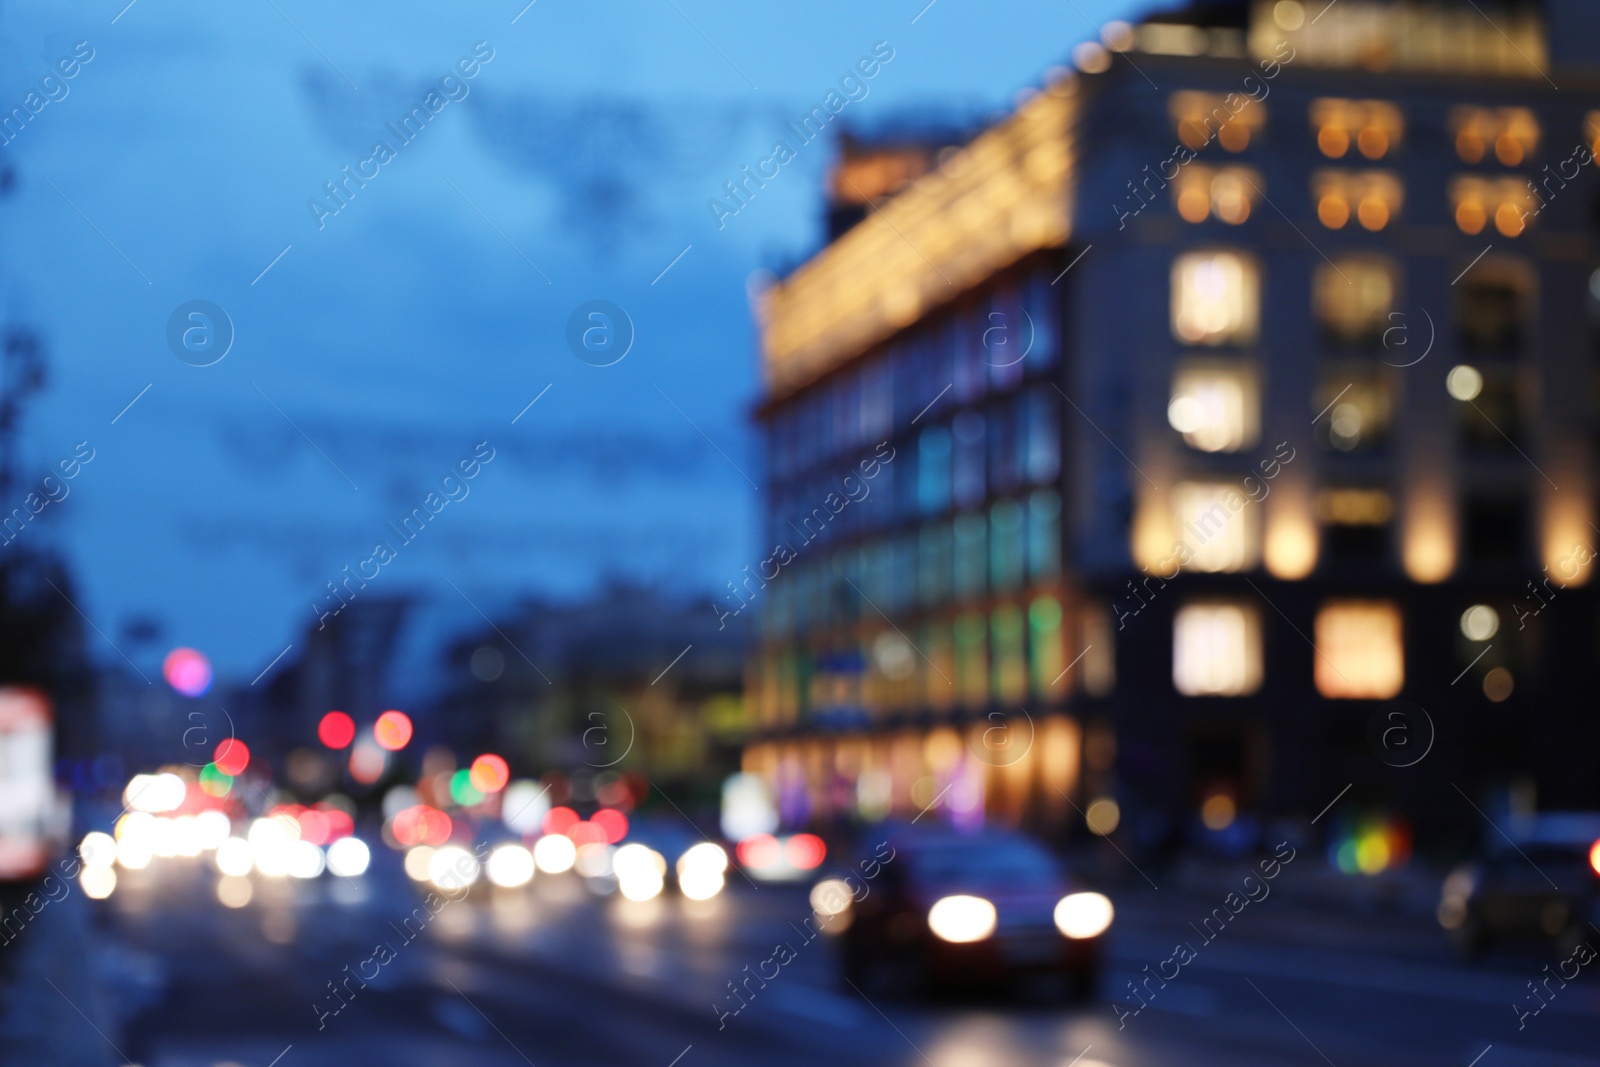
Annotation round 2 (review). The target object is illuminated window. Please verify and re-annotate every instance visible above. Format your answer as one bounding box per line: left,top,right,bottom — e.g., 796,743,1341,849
1314,256,1397,346
1311,99,1403,160
918,522,954,607
1173,481,1258,572
989,500,1025,592
1450,176,1536,237
1452,107,1538,166
1588,112,1600,160
1173,601,1262,697
991,604,1027,704
953,512,987,600
923,619,957,713
917,425,952,515
1172,251,1259,346
1028,595,1065,699
1167,364,1259,452
1022,388,1059,484
952,411,985,508
1314,601,1403,699
1170,91,1265,153
1027,489,1061,579
1172,166,1261,224
1313,170,1402,231
954,611,989,709
1314,370,1391,452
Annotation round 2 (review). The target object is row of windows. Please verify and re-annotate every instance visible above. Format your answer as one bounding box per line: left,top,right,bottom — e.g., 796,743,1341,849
1173,600,1405,699
762,493,1062,639
770,596,1499,719
1154,482,1535,574
763,593,1093,717
1171,360,1529,456
1165,167,1544,237
767,390,1060,545
765,273,1058,483
1171,91,1574,169
1173,249,1539,352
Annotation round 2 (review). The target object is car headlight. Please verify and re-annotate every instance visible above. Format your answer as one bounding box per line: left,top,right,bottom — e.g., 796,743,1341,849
1054,892,1114,939
927,895,997,943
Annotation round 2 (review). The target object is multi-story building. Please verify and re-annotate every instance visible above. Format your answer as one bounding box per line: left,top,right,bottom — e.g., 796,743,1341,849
741,0,1600,851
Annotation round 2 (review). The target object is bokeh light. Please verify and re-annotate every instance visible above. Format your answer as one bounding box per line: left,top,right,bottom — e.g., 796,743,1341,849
785,833,826,870
1085,798,1121,835
373,710,413,751
125,772,186,813
392,805,453,847
1201,794,1237,831
449,768,485,807
162,647,213,697
487,844,535,888
469,754,510,794
198,763,233,797
737,833,780,870
80,866,116,900
404,845,436,881
533,833,577,874
79,831,116,869
213,738,250,776
428,845,480,891
215,838,254,877
217,875,253,908
318,710,356,749
613,843,666,901
542,806,579,837
349,738,387,785
676,842,728,901
591,808,628,845
501,780,549,834
326,831,372,876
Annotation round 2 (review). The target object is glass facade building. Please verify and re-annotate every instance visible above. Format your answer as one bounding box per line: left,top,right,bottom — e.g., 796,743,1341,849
744,0,1600,844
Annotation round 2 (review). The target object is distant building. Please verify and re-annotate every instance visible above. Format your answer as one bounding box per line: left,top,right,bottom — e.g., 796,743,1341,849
429,585,746,795
744,0,1600,846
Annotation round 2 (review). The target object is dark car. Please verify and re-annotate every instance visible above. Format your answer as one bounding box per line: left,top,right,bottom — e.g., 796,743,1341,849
1439,813,1600,957
815,824,1112,999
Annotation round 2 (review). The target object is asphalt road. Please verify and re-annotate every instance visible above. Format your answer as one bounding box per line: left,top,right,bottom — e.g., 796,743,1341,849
25,854,1600,1067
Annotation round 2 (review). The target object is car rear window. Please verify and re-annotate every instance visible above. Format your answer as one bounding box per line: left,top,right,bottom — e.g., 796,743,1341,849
910,839,1060,887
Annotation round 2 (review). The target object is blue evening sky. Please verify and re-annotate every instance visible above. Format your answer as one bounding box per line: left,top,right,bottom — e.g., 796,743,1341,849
0,0,1139,683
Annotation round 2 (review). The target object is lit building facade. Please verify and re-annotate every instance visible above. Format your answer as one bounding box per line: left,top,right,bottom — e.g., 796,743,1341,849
743,0,1600,848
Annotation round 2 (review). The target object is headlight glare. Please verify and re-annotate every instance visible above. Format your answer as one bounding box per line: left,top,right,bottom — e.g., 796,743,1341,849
1054,892,1114,939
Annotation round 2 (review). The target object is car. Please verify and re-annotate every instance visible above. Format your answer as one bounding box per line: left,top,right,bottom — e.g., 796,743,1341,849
1439,812,1600,957
815,823,1112,999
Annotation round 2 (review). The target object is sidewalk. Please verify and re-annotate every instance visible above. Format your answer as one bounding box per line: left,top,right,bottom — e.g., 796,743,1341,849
0,886,132,1067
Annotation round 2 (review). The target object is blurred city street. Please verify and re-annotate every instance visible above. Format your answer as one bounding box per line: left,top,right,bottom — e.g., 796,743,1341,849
4,0,1600,1061
7,856,1584,1067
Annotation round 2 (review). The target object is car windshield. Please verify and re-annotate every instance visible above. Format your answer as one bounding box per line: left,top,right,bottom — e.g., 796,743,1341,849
909,838,1061,888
